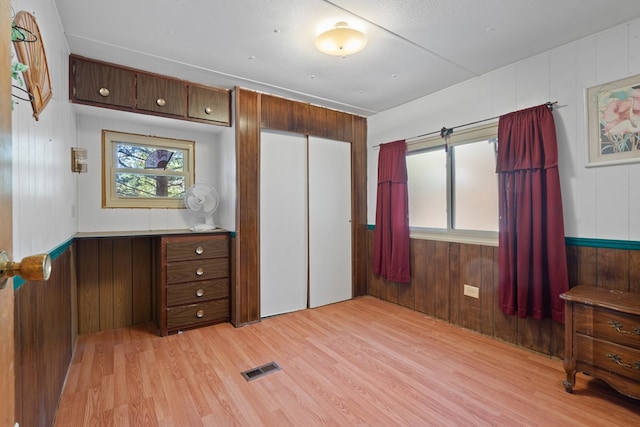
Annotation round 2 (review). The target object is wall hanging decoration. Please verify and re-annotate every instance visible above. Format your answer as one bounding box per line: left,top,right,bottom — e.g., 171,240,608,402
12,11,52,121
586,74,640,166
10,60,31,108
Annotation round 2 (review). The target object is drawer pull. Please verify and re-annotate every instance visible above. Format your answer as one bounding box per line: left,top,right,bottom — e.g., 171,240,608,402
195,246,204,255
156,98,166,107
195,267,204,276
195,288,204,297
204,107,212,115
98,87,110,97
196,309,205,318
608,320,640,335
607,353,640,370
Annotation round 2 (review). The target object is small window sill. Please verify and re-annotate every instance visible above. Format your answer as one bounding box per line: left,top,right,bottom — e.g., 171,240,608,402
409,229,498,247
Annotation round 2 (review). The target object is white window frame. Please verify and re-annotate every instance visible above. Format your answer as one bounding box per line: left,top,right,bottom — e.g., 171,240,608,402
102,130,195,208
407,122,499,246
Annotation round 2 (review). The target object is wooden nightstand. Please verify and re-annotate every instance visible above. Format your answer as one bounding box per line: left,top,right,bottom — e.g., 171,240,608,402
561,285,640,399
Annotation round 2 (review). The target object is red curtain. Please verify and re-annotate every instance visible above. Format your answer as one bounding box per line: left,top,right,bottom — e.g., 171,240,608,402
496,105,569,323
373,140,411,283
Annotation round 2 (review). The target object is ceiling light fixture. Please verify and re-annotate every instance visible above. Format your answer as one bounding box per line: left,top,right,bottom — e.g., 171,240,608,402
315,21,367,57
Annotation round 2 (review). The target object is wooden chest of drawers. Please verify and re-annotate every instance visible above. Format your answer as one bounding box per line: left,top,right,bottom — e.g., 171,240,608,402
560,285,640,399
158,233,230,336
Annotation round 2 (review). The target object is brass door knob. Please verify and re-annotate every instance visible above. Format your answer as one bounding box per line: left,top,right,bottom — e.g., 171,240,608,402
0,251,51,289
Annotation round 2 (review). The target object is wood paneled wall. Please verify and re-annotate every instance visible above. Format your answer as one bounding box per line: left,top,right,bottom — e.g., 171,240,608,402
233,88,368,326
76,237,153,334
368,232,640,357
14,247,73,427
233,89,261,326
566,245,640,294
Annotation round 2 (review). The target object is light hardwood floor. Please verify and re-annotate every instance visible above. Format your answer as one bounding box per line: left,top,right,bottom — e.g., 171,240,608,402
55,296,640,426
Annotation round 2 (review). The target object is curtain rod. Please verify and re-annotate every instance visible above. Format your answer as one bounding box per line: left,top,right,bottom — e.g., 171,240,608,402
373,101,558,148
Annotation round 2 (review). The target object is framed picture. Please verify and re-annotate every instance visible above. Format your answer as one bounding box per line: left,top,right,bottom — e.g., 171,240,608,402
586,74,640,167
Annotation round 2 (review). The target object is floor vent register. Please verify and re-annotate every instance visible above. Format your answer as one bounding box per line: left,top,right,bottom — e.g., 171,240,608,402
241,362,281,381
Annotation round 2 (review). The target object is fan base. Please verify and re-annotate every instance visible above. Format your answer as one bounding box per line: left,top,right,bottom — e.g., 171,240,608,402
190,224,217,232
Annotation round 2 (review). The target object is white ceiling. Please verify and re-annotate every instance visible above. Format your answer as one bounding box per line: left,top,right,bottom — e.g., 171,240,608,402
53,0,640,117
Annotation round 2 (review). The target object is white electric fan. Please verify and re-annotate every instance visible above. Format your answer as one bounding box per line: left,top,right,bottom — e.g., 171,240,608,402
184,183,220,232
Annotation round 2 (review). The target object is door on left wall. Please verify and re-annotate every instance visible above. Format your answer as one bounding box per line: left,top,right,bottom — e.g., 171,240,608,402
0,0,16,424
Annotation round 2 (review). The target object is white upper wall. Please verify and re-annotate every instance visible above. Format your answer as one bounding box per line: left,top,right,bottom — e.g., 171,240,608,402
11,0,76,259
213,97,236,232
11,0,237,260
74,109,235,233
12,0,640,260
368,17,640,241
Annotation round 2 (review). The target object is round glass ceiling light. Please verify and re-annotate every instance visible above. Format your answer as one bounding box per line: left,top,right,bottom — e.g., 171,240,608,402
315,21,367,56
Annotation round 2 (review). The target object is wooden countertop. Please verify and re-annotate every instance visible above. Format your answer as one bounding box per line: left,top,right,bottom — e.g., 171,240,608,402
74,228,229,239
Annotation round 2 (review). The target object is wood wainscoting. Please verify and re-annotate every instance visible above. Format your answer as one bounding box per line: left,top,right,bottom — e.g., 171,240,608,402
367,231,640,358
76,237,153,334
566,244,640,294
14,245,74,427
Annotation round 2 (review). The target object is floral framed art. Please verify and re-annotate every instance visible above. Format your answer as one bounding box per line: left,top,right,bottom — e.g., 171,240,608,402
586,74,640,167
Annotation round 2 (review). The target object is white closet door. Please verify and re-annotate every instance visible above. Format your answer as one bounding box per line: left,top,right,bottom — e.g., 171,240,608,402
308,137,352,308
260,131,308,317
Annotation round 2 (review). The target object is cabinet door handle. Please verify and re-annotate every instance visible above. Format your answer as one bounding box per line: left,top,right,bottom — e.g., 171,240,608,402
195,288,204,297
195,246,204,255
204,107,212,115
195,267,204,276
156,98,166,107
98,87,110,97
196,309,204,318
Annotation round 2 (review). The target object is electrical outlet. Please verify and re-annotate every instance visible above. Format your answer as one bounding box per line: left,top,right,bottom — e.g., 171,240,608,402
464,284,479,298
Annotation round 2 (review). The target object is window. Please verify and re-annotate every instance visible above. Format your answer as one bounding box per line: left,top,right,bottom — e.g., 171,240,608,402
406,147,447,228
406,123,498,244
102,130,195,208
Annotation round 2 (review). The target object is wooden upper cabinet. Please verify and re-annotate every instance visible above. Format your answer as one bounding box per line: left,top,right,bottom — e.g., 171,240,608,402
136,73,186,117
70,56,134,108
69,55,231,126
188,85,230,125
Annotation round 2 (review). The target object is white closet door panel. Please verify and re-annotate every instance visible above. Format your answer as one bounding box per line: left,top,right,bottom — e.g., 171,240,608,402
308,137,352,308
260,131,308,317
